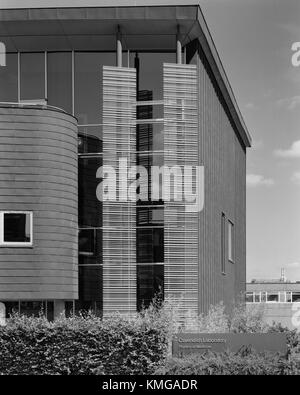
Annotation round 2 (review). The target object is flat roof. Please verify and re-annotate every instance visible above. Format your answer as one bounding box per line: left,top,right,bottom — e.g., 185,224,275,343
0,1,201,9
0,3,251,147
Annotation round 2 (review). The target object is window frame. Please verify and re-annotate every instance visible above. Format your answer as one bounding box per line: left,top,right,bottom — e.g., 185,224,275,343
0,211,33,247
221,212,226,275
228,219,235,263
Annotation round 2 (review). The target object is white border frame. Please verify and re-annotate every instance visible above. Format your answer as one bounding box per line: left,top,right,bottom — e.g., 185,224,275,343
0,211,33,247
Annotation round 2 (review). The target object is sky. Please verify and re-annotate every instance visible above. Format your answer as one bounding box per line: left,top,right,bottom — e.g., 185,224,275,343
201,0,300,282
1,0,300,281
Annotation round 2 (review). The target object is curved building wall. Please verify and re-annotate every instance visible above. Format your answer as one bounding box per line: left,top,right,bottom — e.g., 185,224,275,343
0,106,78,300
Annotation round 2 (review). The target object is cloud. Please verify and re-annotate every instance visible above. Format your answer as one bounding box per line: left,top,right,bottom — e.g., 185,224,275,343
274,140,300,158
276,96,300,110
291,172,300,185
246,174,274,188
287,262,300,268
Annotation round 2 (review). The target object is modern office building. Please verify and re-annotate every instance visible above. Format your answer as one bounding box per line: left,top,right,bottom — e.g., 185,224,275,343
0,1,251,319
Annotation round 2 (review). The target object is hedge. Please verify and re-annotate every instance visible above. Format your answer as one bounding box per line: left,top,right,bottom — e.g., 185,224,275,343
155,351,300,375
0,313,169,375
0,301,299,375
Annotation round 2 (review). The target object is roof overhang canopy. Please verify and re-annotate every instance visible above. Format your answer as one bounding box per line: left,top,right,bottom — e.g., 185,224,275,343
0,4,251,147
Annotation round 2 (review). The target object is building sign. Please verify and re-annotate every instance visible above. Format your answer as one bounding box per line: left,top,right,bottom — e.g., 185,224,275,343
172,333,287,357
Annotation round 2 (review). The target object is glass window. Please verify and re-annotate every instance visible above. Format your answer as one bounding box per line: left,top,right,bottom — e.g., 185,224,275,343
254,293,261,303
267,293,279,302
137,227,164,263
292,293,300,303
78,157,102,228
4,301,19,319
137,207,164,226
75,300,102,316
75,52,114,124
138,53,175,101
261,292,267,302
136,98,163,121
137,264,164,311
0,53,18,102
78,129,102,154
221,213,226,274
137,152,164,202
228,220,234,262
79,228,102,261
0,212,32,246
20,301,45,317
246,292,254,303
286,292,292,303
78,266,102,304
137,122,164,152
47,52,72,113
20,53,45,100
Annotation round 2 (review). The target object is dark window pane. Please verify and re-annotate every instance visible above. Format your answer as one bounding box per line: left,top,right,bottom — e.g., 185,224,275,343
20,53,45,100
137,227,164,263
137,207,164,226
78,265,102,303
79,228,102,261
46,301,54,321
292,293,300,303
75,300,102,317
245,293,253,303
79,157,102,227
47,52,72,113
20,301,45,317
78,130,102,154
65,301,75,317
75,52,114,124
79,228,95,255
0,53,18,102
137,122,164,152
137,152,164,202
137,264,164,311
4,213,31,243
138,53,175,100
4,301,19,318
267,293,279,302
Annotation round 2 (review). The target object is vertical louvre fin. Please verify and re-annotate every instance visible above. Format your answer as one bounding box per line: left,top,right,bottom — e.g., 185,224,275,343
163,63,199,317
102,66,137,315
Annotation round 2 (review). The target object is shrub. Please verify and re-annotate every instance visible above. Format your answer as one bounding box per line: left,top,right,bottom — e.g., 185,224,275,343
229,303,268,333
183,303,229,333
155,350,300,375
0,311,169,375
182,301,268,334
267,322,300,356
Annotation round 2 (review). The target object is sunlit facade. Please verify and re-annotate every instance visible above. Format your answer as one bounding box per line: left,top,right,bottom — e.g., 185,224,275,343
0,3,251,319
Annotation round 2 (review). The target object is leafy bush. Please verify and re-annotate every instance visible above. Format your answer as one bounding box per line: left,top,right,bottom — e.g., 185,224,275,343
155,350,300,375
181,302,268,334
0,299,298,375
0,310,169,375
267,322,300,356
229,303,268,333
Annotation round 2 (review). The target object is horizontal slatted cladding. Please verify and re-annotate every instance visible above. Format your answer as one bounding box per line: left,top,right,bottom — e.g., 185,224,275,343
102,66,137,315
163,63,199,317
0,106,78,300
